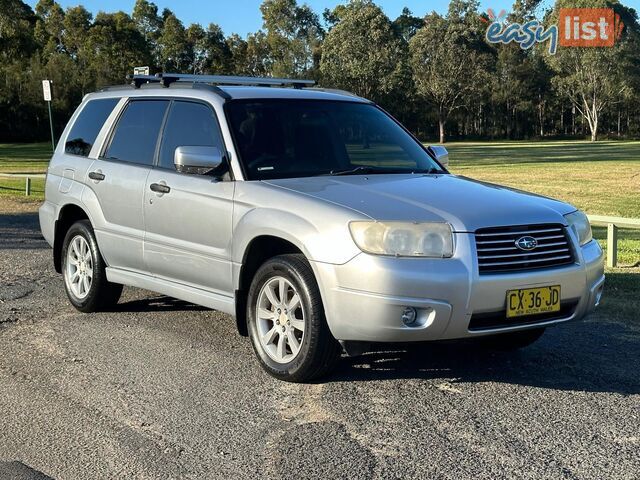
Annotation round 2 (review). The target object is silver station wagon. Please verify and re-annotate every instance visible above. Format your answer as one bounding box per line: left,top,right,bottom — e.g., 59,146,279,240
39,73,605,382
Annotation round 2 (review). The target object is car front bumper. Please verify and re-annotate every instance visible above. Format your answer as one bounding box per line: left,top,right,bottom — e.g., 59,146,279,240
313,233,605,342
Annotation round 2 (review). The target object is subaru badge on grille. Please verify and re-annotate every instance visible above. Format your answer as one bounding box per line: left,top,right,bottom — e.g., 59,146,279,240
515,236,538,251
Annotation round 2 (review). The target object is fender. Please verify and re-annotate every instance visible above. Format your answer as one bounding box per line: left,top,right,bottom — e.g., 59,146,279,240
232,207,361,267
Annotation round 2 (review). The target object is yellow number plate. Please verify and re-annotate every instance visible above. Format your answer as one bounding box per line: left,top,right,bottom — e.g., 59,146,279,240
506,285,561,318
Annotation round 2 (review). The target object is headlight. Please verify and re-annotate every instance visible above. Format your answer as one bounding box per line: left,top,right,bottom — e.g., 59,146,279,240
564,210,592,246
349,221,454,257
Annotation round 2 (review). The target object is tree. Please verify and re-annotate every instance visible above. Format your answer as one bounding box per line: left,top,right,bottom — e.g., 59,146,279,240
34,0,65,55
132,0,161,42
61,6,91,59
545,0,636,141
186,23,206,74
203,24,233,74
226,33,249,73
132,0,162,67
392,7,424,41
0,0,37,60
158,12,189,72
260,0,324,78
409,2,491,142
244,32,271,75
85,11,152,87
550,49,627,141
320,0,409,107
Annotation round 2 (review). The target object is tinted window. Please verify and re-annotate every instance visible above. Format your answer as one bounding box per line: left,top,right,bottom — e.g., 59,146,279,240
65,98,119,156
226,100,443,180
158,101,224,170
105,100,169,166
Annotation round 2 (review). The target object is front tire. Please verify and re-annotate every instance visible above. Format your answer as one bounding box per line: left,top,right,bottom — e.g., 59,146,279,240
61,220,122,313
247,254,341,382
481,327,546,351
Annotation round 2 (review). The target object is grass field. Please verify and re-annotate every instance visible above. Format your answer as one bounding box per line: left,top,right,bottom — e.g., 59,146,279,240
446,140,640,218
0,142,50,201
0,142,51,172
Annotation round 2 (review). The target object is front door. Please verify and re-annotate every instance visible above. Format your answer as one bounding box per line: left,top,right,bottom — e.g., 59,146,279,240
143,100,235,296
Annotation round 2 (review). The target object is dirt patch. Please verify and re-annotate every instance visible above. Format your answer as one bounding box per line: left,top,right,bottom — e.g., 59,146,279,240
0,197,41,214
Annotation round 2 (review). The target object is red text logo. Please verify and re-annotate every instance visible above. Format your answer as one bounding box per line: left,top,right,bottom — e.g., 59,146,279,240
559,8,624,47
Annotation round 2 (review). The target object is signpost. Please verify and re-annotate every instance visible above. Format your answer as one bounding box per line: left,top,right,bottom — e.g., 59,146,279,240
42,80,55,152
134,66,150,75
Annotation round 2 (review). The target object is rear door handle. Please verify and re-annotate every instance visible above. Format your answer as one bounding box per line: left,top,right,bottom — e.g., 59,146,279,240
88,171,105,181
150,183,171,194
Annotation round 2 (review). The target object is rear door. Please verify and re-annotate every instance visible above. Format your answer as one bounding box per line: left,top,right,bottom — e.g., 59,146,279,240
143,99,235,295
87,99,169,273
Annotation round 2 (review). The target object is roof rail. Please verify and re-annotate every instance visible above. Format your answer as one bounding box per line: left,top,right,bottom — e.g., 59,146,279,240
307,87,367,101
127,73,315,89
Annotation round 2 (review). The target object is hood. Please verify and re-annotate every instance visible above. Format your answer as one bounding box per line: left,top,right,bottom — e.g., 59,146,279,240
263,174,576,232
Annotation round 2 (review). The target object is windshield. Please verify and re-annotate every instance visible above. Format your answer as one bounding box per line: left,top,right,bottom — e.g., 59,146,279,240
226,99,445,180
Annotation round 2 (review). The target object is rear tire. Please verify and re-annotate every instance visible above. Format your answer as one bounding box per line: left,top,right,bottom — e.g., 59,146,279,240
61,220,122,313
481,327,546,351
247,254,341,382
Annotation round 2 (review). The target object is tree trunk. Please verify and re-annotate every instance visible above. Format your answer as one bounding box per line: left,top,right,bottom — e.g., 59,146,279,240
617,110,621,137
587,111,599,142
589,117,598,141
438,117,445,144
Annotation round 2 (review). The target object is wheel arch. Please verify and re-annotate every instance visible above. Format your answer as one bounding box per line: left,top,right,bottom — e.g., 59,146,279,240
53,203,91,273
234,235,305,336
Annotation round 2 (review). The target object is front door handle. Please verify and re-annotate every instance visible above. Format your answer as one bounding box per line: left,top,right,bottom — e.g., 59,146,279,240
88,171,105,181
150,183,171,194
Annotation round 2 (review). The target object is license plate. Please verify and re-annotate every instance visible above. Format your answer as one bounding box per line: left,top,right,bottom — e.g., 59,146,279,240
506,285,561,318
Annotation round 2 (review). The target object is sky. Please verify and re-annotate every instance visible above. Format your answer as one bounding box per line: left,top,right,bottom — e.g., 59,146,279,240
26,0,640,36
24,0,554,36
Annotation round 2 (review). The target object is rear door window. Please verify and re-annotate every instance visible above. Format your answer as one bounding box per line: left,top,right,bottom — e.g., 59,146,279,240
104,100,169,166
65,98,119,156
158,101,224,170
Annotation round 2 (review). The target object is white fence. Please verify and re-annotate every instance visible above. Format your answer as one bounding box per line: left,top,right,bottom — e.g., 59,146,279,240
0,173,46,196
588,215,640,268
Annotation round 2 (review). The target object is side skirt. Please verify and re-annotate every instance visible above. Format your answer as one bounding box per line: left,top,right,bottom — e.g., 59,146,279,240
105,267,235,315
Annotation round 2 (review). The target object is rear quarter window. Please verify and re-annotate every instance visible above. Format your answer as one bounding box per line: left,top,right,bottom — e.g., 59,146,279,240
65,98,119,157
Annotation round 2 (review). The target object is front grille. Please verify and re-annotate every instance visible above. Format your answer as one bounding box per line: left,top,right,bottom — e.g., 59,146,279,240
475,224,574,274
468,299,579,331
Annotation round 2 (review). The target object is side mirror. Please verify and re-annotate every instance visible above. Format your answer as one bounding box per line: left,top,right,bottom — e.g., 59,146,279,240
174,146,224,175
428,145,449,169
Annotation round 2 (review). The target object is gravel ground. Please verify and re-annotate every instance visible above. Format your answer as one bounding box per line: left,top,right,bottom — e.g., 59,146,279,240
0,209,639,480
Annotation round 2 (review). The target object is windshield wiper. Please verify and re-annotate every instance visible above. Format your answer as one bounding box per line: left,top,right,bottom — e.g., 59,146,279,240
324,166,440,176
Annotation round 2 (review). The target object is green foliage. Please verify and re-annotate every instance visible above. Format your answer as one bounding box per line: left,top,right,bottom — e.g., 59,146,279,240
158,13,189,72
409,2,492,142
320,1,410,108
545,0,638,141
260,0,324,78
0,0,36,58
0,0,639,143
392,7,425,41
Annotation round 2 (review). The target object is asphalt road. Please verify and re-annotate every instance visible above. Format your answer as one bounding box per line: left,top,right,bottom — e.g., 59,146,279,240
1,212,639,480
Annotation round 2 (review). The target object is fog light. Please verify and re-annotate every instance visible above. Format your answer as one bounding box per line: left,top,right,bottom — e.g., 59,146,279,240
401,307,418,326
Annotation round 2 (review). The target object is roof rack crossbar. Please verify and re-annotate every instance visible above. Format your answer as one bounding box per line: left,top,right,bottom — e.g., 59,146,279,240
126,74,163,88
129,73,315,89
